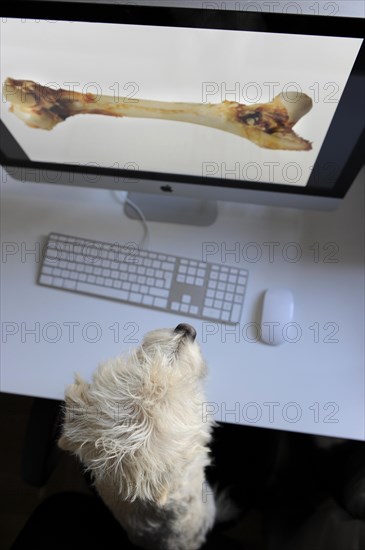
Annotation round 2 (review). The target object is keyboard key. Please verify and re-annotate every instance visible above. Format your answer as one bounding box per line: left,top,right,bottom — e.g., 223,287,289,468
222,311,230,322
76,281,119,299
64,279,77,290
162,262,175,271
164,274,173,288
203,307,221,320
154,298,168,308
149,288,169,298
130,293,142,303
230,304,242,323
182,295,191,304
45,248,58,260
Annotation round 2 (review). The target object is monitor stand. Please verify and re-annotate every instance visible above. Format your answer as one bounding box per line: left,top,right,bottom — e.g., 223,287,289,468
124,193,218,226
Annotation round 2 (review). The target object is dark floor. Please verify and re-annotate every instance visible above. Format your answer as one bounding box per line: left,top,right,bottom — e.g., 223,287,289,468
0,394,91,549
1,392,364,550
0,392,266,550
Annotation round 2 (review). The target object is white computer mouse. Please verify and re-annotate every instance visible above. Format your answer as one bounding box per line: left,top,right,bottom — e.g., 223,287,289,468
260,288,294,345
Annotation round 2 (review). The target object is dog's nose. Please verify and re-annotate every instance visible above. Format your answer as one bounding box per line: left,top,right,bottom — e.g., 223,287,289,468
174,323,197,341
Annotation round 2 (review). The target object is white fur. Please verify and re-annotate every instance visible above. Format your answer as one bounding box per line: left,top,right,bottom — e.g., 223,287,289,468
59,327,217,549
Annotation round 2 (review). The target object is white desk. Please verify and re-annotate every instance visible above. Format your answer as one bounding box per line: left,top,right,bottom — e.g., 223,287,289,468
1,170,364,440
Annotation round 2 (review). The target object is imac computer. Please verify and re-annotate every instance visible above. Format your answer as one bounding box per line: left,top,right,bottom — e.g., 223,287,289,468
0,0,364,226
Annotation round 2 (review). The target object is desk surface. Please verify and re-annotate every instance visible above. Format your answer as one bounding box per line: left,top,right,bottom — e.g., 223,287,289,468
1,171,364,440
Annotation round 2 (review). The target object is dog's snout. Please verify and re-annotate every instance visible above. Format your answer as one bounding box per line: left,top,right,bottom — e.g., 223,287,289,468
174,323,197,341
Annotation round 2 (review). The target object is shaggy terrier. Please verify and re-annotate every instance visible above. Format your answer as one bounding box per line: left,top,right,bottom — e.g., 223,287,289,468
58,323,217,550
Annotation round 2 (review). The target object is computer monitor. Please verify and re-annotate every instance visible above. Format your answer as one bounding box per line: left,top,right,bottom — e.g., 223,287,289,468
1,1,364,225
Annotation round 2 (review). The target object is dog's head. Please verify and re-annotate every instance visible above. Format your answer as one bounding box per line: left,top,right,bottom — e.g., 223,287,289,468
58,324,212,505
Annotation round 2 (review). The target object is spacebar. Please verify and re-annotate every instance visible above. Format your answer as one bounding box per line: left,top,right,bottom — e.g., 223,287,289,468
76,281,128,301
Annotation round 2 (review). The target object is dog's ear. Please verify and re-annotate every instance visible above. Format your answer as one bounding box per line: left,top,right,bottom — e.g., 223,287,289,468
57,434,74,451
156,486,169,506
65,374,91,405
58,374,91,453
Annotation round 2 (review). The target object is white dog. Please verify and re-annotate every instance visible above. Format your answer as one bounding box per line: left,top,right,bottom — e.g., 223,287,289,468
58,323,218,550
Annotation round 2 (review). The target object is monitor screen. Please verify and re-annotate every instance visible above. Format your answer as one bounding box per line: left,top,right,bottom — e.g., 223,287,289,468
1,2,364,202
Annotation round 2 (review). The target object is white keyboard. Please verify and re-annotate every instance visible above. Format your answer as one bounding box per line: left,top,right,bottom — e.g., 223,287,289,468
38,233,249,324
